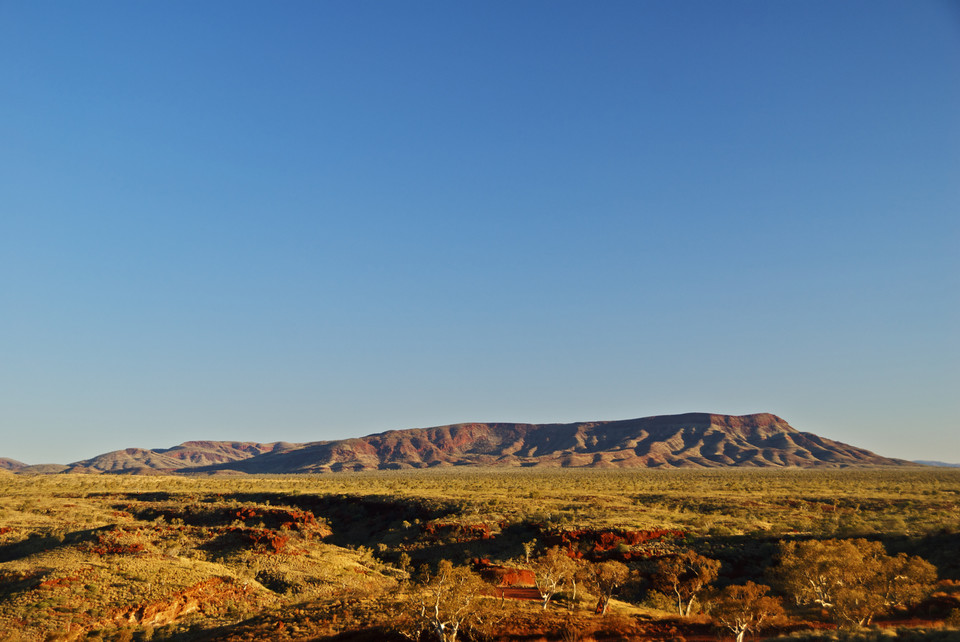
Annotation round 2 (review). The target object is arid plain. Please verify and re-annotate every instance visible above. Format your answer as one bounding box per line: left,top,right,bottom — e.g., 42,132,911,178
1,465,959,641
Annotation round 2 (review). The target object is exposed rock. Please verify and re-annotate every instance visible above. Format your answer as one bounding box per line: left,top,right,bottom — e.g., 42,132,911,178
203,412,908,472
59,412,911,474
64,441,284,474
111,576,265,628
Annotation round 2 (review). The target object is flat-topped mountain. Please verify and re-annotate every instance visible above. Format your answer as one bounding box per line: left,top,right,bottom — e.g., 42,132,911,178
37,412,911,475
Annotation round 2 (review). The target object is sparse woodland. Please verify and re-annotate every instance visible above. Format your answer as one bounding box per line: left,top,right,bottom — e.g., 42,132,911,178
1,468,959,641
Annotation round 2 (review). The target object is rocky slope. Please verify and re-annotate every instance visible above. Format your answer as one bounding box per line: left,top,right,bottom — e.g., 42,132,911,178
63,441,293,474
0,457,26,471
40,413,911,474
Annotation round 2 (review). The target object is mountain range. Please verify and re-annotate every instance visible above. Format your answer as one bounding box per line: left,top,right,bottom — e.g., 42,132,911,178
3,413,914,474
913,460,960,468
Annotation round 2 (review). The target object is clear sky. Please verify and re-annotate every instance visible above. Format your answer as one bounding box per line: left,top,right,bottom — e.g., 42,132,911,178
1,1,958,465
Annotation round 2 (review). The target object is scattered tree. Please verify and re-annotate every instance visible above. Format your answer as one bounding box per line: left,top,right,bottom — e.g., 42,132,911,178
877,551,939,610
532,546,577,610
522,538,538,564
398,552,413,578
653,550,721,616
777,538,937,627
589,560,630,615
404,561,488,642
569,558,590,603
711,581,785,642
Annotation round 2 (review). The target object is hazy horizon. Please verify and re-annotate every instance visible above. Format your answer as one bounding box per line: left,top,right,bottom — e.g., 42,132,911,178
2,1,958,465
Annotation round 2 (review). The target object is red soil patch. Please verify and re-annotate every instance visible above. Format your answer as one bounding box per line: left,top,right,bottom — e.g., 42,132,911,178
545,527,686,561
39,575,81,589
493,586,542,600
111,577,262,628
473,559,536,587
89,528,147,556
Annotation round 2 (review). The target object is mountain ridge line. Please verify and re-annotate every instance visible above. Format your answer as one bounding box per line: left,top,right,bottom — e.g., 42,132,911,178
5,412,915,474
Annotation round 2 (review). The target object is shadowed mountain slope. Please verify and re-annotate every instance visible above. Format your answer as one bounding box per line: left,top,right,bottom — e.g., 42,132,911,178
55,413,910,474
0,458,26,471
64,441,293,474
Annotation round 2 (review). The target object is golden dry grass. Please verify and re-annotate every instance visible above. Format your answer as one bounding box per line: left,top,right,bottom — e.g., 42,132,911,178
0,467,958,640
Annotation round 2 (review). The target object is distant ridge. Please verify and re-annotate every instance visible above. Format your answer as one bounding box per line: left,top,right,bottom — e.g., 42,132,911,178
914,460,960,468
0,458,26,471
63,441,290,475
31,412,912,475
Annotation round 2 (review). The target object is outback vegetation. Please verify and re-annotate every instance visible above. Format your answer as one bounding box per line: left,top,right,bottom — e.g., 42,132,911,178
0,467,958,641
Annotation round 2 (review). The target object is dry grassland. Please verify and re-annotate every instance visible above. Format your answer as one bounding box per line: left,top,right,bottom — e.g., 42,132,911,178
1,468,958,641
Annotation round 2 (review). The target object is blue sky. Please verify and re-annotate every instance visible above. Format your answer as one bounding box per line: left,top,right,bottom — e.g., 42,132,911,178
1,1,958,465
